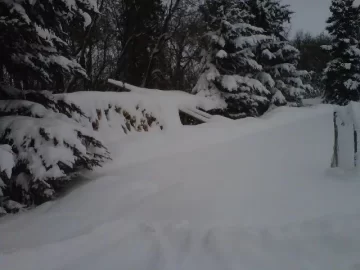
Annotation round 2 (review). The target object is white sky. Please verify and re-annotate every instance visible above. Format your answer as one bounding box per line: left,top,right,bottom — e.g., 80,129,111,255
284,0,360,36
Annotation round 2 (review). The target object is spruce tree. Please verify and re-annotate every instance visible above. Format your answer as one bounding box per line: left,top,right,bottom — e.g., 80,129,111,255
0,0,98,90
248,0,314,106
193,0,272,119
323,0,360,105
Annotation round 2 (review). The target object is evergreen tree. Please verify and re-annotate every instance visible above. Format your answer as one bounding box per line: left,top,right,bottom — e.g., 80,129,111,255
0,0,98,90
248,0,314,106
323,0,360,105
193,0,272,119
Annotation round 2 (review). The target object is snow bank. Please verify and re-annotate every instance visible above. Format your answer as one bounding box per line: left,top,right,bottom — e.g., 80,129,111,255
0,82,220,213
2,104,360,270
107,80,218,112
66,82,219,141
62,92,164,142
95,105,333,171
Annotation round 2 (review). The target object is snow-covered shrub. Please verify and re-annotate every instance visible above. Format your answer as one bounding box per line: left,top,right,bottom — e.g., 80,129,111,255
0,116,109,209
1,82,208,214
0,85,176,214
0,87,110,213
87,104,162,134
64,91,165,140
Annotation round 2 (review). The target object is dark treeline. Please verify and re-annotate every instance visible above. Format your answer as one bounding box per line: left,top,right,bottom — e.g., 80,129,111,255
0,0,315,95
292,31,332,96
0,0,360,102
0,0,204,92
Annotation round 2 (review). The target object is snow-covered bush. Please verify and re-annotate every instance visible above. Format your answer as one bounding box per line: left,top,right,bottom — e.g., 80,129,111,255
1,80,217,214
0,86,110,213
62,91,165,142
0,84,177,214
89,105,161,134
0,85,88,123
0,116,109,206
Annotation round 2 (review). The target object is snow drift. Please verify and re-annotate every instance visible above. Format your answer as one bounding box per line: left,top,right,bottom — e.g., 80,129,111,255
2,104,360,270
0,84,217,213
62,88,216,140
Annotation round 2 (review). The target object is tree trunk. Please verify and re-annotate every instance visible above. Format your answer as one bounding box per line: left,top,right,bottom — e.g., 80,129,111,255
141,0,181,88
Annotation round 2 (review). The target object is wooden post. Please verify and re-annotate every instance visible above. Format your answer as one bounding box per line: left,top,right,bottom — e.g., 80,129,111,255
332,111,339,168
354,124,358,167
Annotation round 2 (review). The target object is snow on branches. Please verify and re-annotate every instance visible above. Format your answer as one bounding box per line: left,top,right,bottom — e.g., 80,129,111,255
193,0,314,118
0,0,98,84
0,84,168,214
0,85,109,213
323,0,360,105
193,0,272,118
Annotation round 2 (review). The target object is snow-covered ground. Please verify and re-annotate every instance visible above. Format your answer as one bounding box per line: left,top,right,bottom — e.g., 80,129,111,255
1,104,360,270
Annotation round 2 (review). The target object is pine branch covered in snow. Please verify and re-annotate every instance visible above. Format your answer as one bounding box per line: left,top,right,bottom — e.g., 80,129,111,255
0,0,98,86
0,84,179,214
0,86,110,213
0,85,89,123
0,116,109,207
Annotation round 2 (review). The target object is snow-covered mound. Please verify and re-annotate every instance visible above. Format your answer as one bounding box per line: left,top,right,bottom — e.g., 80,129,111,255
2,104,360,270
61,85,219,141
0,85,218,213
62,92,164,141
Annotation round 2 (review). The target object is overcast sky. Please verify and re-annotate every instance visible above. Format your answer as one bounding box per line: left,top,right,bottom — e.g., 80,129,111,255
284,0,360,36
